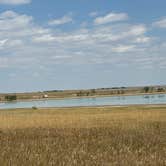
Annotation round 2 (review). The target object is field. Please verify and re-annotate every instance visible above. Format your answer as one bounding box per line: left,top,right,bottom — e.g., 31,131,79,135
0,105,165,165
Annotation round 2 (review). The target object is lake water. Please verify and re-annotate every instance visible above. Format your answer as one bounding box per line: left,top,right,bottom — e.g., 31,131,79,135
0,94,166,109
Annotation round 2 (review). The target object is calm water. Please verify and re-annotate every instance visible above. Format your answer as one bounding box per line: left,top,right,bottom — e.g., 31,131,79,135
0,94,166,109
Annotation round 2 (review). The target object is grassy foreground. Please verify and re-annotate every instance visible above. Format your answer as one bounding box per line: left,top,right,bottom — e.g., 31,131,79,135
0,105,165,166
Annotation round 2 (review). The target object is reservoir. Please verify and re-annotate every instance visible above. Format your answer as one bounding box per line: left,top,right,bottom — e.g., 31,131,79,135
0,94,166,109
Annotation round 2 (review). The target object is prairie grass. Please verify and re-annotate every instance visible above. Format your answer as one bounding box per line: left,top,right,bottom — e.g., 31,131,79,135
0,105,165,165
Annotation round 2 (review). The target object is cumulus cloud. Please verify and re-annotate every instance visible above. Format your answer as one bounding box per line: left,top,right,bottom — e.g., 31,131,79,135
94,12,128,25
0,0,31,5
33,24,147,45
153,18,166,28
0,10,33,30
0,10,52,68
0,10,165,71
112,45,135,53
48,15,73,26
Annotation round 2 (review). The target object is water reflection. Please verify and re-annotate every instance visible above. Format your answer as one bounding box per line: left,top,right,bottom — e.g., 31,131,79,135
158,94,165,98
144,95,150,99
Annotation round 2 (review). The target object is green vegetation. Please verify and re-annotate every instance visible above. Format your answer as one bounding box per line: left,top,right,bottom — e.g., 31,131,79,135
0,105,165,165
143,86,150,93
157,87,165,92
76,89,96,96
32,106,38,110
4,95,17,101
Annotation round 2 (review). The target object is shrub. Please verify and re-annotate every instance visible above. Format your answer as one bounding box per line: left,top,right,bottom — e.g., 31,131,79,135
157,87,165,92
32,106,38,110
143,87,150,93
5,95,17,101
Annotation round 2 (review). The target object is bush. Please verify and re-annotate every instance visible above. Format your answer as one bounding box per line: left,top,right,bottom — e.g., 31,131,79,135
157,88,165,92
143,87,150,93
32,106,38,110
5,95,17,101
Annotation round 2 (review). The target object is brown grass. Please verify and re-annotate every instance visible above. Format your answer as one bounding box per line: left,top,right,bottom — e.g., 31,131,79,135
0,105,165,165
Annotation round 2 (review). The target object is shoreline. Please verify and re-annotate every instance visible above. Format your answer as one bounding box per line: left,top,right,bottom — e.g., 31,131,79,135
1,103,166,111
0,91,166,104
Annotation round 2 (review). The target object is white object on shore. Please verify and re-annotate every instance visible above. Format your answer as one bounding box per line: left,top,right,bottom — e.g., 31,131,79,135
43,94,48,98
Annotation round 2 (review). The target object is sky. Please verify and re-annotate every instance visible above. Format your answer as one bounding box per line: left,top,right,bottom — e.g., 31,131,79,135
0,0,166,93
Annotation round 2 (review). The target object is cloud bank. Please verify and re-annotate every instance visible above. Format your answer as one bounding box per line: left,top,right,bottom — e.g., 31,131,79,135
153,18,166,28
0,10,166,72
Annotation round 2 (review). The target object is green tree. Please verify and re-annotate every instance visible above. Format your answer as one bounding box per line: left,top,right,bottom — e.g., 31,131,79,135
143,87,150,93
5,95,17,101
157,88,165,92
91,89,96,95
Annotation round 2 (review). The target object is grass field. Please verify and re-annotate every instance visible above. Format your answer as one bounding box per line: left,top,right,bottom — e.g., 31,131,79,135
0,105,165,165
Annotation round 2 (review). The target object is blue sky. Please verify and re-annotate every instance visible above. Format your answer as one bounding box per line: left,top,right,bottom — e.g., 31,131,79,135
0,0,166,92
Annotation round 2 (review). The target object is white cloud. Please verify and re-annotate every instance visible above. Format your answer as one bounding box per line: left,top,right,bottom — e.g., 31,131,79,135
0,10,33,30
0,10,165,71
33,34,55,43
134,37,150,43
128,25,146,36
112,45,135,53
0,39,8,47
48,15,73,26
33,24,147,44
153,18,166,28
6,39,23,47
0,0,31,5
94,12,128,25
0,10,17,18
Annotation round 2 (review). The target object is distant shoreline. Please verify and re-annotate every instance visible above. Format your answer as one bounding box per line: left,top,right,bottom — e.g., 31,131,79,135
0,85,166,103
0,91,166,104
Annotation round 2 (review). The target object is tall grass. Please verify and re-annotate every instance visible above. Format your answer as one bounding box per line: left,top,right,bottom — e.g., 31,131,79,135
0,105,165,165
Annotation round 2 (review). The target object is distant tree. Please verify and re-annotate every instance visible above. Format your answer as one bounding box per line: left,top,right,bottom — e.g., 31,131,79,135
157,88,165,92
86,92,90,96
5,95,17,101
90,89,96,95
77,91,83,96
32,106,38,110
143,87,150,93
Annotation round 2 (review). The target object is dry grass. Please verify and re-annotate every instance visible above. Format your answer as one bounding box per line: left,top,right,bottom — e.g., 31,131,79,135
0,105,165,165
